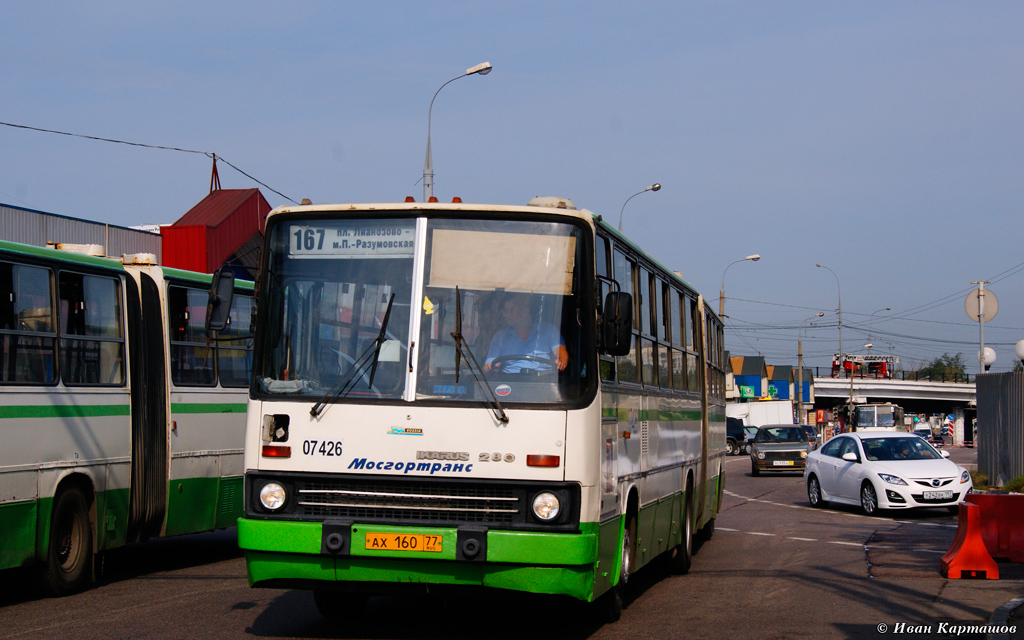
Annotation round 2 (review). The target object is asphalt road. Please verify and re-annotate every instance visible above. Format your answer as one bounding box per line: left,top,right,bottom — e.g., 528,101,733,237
2,446,1020,640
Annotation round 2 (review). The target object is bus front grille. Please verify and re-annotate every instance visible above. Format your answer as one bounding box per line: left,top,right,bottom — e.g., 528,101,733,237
246,472,582,531
297,480,521,524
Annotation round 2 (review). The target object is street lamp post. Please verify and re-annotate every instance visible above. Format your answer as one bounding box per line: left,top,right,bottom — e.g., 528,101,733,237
617,183,661,232
864,307,890,351
816,263,853,429
719,255,760,318
423,62,492,202
796,312,824,424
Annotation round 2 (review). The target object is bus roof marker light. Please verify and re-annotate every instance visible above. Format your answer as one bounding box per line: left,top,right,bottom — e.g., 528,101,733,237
527,454,560,467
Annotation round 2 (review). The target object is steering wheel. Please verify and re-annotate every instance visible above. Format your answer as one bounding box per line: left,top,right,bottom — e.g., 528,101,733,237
489,354,554,373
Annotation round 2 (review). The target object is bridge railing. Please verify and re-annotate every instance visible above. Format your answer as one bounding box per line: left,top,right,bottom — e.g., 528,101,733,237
812,368,975,383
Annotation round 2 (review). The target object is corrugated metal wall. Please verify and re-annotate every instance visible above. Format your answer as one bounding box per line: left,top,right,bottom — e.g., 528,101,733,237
976,371,1024,485
0,203,161,260
162,225,208,272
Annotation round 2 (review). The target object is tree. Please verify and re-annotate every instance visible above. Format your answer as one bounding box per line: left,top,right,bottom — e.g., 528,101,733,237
917,353,967,380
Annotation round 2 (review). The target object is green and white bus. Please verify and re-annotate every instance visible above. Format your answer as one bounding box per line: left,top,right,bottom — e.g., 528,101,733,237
237,197,726,619
0,239,253,594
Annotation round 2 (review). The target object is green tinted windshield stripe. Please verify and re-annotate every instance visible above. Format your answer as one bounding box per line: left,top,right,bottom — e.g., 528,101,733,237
0,404,130,419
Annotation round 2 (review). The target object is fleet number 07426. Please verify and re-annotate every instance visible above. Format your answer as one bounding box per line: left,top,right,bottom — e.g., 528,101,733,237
302,440,343,456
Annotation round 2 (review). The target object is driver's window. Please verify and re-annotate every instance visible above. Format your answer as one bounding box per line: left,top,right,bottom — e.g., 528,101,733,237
821,438,842,457
840,438,858,459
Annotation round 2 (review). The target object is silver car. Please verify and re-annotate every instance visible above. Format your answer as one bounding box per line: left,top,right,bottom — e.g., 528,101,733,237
750,425,814,476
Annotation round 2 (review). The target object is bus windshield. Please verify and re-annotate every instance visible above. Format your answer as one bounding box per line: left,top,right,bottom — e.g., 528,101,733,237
416,218,589,405
256,214,593,406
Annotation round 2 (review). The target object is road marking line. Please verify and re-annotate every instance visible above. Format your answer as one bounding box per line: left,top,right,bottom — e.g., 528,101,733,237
787,537,817,542
746,532,775,537
828,541,864,547
718,527,740,532
724,489,958,527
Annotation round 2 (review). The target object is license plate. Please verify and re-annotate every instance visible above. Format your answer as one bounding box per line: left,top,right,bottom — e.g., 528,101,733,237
772,460,794,466
364,532,443,553
923,490,954,500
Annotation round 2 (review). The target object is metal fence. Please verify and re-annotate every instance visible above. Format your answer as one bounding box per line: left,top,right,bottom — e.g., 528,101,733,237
976,371,1024,486
810,368,975,383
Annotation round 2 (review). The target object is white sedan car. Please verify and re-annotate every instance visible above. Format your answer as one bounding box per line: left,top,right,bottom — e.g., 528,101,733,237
804,431,972,515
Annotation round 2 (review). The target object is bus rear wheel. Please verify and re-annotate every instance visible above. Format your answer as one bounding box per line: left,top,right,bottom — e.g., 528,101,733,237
42,487,92,596
669,488,693,574
620,514,637,586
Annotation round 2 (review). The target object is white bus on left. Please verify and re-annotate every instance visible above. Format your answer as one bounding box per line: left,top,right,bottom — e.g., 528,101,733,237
0,239,253,594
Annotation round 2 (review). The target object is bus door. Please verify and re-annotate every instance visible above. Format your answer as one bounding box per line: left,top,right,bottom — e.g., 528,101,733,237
125,272,168,542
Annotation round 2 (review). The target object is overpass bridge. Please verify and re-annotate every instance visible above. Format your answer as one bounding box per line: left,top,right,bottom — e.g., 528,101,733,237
813,376,976,407
812,376,977,444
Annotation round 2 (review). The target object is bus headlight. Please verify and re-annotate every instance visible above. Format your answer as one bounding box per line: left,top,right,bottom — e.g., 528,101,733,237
259,482,287,511
532,492,561,521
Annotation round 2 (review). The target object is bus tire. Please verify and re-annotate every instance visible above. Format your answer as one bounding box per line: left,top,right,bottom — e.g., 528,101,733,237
620,513,637,588
669,487,693,574
313,588,368,619
42,486,92,596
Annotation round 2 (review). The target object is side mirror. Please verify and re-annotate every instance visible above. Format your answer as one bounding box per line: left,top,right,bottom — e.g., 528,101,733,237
940,450,950,459
601,291,633,356
841,452,858,462
206,269,235,333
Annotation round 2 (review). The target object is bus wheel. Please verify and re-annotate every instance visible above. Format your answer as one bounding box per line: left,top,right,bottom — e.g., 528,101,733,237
669,490,693,574
313,589,368,619
42,487,92,596
620,514,637,587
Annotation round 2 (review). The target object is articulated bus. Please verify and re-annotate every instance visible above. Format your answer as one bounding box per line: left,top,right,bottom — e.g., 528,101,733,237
0,239,253,594
237,197,726,620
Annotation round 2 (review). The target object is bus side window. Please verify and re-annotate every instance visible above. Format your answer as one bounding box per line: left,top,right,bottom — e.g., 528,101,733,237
168,285,216,387
0,261,57,384
219,293,254,388
655,280,670,390
59,272,124,386
686,295,699,392
612,250,638,384
671,289,686,392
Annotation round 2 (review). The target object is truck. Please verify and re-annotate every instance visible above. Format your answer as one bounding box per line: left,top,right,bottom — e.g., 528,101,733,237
726,400,794,430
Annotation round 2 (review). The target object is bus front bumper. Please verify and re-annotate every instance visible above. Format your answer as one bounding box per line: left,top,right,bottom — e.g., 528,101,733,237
237,517,604,601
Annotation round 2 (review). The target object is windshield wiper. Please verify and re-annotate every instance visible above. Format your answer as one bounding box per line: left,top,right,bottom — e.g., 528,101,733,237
310,292,396,418
449,286,508,424
367,293,396,389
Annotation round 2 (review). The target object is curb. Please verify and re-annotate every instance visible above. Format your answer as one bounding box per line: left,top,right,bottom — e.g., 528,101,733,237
987,596,1024,640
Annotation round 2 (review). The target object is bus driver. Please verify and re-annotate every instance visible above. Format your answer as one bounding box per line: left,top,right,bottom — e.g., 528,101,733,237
482,294,569,374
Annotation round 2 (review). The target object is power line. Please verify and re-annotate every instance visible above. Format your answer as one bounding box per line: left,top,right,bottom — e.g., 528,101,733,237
0,120,297,204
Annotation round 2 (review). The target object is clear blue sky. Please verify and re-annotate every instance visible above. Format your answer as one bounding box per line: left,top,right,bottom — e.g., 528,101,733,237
2,2,1021,372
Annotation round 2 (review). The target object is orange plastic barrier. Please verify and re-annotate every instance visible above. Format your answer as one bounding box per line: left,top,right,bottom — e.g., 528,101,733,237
965,493,1024,563
941,502,999,579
